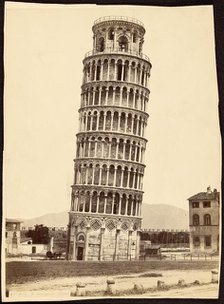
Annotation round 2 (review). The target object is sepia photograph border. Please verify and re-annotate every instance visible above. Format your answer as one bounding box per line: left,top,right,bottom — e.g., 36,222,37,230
0,0,223,303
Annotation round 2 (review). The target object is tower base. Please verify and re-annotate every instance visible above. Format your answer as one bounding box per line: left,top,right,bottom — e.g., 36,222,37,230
67,213,141,261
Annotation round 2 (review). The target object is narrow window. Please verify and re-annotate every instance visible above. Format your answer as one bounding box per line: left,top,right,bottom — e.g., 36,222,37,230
205,236,211,247
192,202,199,208
108,28,114,40
118,36,128,52
204,214,211,225
203,201,211,208
98,37,105,52
193,236,200,247
193,214,199,226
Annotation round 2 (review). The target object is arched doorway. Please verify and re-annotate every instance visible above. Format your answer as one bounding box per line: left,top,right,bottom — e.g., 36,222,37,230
76,233,85,260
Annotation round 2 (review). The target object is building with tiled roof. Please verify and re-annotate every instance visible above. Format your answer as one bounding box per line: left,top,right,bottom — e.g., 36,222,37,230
188,186,220,254
5,218,23,255
188,190,220,201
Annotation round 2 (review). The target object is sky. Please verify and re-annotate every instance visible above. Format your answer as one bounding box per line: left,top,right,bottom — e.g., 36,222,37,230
3,3,221,219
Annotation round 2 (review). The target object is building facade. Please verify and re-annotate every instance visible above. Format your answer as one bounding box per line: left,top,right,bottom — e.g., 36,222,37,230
67,16,151,260
5,219,22,255
188,186,220,254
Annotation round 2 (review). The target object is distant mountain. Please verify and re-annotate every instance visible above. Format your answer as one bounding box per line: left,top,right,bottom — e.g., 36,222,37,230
21,211,69,229
141,203,189,230
21,204,189,230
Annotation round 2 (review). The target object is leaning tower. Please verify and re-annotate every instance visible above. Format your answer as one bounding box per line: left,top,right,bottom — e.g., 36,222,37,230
67,16,151,261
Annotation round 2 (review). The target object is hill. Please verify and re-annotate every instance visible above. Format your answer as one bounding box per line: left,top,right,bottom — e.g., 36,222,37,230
21,203,189,230
141,203,189,230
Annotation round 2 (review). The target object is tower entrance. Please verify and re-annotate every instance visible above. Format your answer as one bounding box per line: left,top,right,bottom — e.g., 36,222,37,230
76,233,85,260
77,247,84,260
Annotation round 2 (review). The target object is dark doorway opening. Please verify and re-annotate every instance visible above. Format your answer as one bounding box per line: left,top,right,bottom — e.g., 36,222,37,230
77,247,84,260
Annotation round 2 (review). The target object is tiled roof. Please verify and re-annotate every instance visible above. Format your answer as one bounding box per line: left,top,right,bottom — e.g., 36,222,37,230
20,237,32,243
188,192,220,201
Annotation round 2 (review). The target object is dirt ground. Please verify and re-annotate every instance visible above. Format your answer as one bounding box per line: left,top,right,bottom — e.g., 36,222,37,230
4,268,219,301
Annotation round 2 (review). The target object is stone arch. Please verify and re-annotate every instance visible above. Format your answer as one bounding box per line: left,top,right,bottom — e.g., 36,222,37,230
94,163,100,185
108,27,114,40
87,163,93,184
123,166,128,187
87,111,91,131
94,86,99,105
130,61,136,82
127,113,132,133
103,59,108,80
133,115,138,135
85,191,90,212
101,164,107,185
96,136,102,158
108,164,115,186
131,141,136,161
133,31,137,43
120,112,126,132
92,111,97,131
122,87,127,106
129,167,134,188
118,35,129,52
117,59,123,81
99,191,105,213
97,37,105,52
91,60,96,81
113,193,120,214
125,140,130,161
121,194,127,215
90,136,95,158
106,111,112,131
115,86,120,105
137,63,141,84
112,111,119,131
91,191,97,213
106,192,113,213
109,58,115,80
78,190,85,212
84,136,89,157
123,60,129,81
129,88,134,107
96,60,101,81
98,111,104,130
103,137,110,158
111,138,117,159
108,86,113,105
116,165,122,187
132,197,137,216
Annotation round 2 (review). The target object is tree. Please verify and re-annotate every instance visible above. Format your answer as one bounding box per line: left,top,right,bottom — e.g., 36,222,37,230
26,224,50,244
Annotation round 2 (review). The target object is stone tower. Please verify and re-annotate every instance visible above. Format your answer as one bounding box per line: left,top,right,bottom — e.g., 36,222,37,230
67,16,151,261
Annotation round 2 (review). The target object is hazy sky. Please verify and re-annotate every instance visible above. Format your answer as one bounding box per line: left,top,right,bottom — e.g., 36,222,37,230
4,3,221,219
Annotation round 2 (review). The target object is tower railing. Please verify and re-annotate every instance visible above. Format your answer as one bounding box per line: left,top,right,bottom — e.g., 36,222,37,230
93,16,144,27
85,48,150,61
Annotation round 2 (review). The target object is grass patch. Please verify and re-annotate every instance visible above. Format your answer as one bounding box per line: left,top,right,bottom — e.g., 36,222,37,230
6,260,219,285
